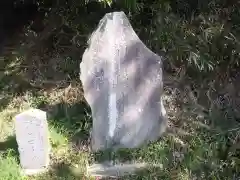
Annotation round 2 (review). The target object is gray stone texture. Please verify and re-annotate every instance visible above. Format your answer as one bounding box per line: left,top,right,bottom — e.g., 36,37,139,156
80,11,167,152
14,109,50,175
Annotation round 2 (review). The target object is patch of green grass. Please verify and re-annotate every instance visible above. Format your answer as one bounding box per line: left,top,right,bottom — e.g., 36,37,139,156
0,90,93,180
0,150,22,180
0,89,239,180
49,124,69,150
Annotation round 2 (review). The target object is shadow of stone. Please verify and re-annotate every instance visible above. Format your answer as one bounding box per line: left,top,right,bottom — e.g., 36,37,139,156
0,135,20,163
34,161,86,180
50,162,78,180
44,100,92,152
92,148,136,164
0,135,18,152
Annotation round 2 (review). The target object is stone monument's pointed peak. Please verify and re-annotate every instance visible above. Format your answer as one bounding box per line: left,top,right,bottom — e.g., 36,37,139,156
105,11,125,16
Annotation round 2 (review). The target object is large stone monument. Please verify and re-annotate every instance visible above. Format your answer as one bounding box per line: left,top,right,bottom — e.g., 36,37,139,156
14,109,50,175
80,11,167,152
80,11,167,177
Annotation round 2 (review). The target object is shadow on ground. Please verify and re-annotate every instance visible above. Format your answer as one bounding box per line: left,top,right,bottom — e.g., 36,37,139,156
45,100,92,151
0,135,20,164
33,162,86,180
0,135,18,152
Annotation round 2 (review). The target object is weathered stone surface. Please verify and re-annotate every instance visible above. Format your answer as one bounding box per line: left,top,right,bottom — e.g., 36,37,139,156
14,109,50,175
80,11,167,152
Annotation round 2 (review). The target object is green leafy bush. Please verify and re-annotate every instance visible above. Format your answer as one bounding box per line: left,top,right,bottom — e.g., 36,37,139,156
123,0,240,73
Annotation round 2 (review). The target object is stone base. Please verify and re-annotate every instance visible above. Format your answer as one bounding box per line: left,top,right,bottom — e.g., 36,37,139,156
21,167,49,176
87,162,151,178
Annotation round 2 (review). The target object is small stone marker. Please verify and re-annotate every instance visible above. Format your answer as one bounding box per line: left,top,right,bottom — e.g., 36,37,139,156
14,108,50,175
